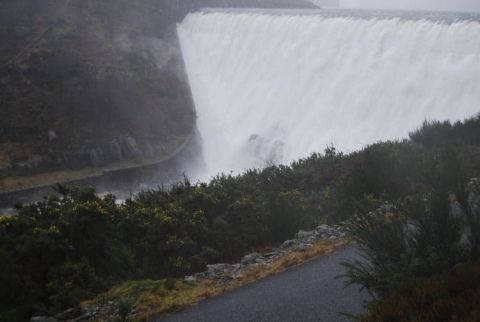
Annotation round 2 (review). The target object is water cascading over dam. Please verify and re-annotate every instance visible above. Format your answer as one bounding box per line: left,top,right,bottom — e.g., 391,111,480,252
177,10,480,181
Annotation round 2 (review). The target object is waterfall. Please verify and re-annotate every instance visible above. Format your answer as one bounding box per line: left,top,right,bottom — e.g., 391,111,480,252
177,10,480,180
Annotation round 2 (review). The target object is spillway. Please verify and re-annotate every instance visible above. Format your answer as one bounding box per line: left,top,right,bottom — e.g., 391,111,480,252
177,9,480,181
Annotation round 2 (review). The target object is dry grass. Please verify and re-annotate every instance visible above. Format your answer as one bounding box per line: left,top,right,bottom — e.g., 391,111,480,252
89,240,347,321
87,279,225,321
231,240,348,287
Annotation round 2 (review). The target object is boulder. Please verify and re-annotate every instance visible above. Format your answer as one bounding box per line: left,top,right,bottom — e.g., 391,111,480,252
264,251,280,258
296,230,315,239
280,239,296,249
468,178,480,216
183,224,347,284
241,252,263,265
294,243,313,251
72,312,95,321
184,275,196,282
55,307,82,320
31,317,57,322
316,224,329,232
203,263,243,280
450,194,466,222
206,263,231,275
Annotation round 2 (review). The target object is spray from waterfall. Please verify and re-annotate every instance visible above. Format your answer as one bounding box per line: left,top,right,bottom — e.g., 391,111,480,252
178,10,480,181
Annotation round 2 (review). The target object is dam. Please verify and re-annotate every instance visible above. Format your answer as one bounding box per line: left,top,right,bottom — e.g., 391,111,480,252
178,9,480,180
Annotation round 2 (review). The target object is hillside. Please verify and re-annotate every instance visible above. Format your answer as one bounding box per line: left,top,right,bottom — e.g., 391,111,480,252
0,0,316,191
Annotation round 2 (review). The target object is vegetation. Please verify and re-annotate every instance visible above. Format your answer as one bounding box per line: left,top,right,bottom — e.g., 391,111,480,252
342,184,480,321
1,114,480,320
1,0,197,179
361,263,480,322
102,278,211,320
342,116,480,320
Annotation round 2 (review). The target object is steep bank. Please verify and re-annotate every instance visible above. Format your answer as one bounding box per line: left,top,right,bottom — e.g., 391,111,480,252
0,0,316,193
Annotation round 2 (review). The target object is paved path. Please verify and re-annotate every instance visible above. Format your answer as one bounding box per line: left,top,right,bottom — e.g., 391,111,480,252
159,246,369,322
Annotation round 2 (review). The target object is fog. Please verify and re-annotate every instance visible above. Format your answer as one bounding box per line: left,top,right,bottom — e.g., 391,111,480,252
340,0,480,12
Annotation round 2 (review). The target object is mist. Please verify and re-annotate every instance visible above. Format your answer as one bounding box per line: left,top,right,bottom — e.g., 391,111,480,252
340,0,480,12
178,11,480,180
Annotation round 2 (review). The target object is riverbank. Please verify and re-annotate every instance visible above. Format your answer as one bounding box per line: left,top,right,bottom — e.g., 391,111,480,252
0,133,200,208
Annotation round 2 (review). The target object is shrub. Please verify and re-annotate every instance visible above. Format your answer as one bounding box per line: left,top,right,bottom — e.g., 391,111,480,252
362,263,480,322
343,178,480,318
2,115,480,319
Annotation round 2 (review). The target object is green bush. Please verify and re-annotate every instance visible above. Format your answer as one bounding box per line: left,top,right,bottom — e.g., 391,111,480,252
410,114,480,147
2,115,480,319
342,179,480,318
362,263,480,322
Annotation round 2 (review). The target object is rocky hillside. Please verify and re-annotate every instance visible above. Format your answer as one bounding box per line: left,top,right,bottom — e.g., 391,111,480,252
0,0,316,186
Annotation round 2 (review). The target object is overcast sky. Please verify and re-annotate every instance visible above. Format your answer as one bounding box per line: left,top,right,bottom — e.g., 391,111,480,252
340,0,480,12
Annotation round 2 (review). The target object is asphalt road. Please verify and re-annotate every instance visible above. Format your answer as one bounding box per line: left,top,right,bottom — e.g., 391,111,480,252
159,246,369,322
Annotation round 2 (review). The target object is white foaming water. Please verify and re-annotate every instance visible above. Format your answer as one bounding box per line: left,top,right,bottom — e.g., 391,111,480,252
177,10,480,181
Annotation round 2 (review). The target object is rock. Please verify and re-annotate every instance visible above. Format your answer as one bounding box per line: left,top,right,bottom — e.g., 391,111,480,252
294,243,313,250
316,224,329,232
48,130,57,141
231,263,241,271
89,147,104,166
316,223,348,240
264,251,280,258
73,312,95,321
184,275,196,282
468,178,480,216
109,140,123,159
280,239,296,249
31,317,57,322
123,136,140,157
296,230,315,239
254,257,267,265
204,263,241,279
207,263,230,273
240,252,262,265
182,224,347,284
18,155,43,169
450,194,466,222
55,307,82,320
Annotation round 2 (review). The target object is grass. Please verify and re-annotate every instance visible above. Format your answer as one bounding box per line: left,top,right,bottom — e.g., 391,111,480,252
85,278,224,321
232,240,348,286
87,240,347,321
